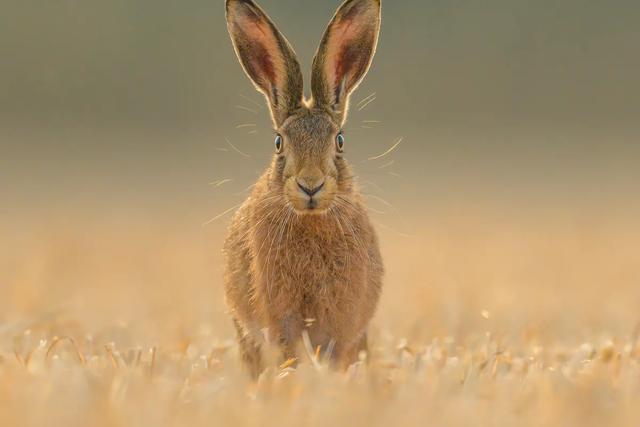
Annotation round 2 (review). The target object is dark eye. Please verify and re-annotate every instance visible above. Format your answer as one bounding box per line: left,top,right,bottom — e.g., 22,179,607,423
336,132,345,152
275,134,283,153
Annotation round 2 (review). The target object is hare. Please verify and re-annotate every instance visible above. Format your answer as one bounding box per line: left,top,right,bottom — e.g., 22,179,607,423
223,0,383,378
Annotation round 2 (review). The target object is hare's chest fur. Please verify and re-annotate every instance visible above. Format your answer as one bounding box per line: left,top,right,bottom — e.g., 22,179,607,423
251,211,365,297
248,207,377,337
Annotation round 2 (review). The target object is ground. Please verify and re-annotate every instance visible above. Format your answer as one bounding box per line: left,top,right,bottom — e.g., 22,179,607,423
1,212,638,426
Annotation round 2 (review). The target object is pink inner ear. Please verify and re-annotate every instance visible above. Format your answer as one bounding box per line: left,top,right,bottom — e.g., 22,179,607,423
326,17,369,91
248,36,275,84
237,14,281,85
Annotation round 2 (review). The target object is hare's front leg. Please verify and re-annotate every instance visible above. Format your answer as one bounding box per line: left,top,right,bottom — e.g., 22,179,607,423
271,312,304,363
232,318,263,379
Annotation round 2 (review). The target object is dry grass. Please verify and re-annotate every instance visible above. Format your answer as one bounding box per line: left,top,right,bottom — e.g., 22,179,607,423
1,211,639,426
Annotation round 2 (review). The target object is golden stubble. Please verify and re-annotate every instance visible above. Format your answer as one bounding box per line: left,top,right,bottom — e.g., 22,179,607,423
1,211,639,426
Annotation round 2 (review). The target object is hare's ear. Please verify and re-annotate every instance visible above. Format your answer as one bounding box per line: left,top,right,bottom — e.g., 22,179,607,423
226,0,304,127
311,0,381,124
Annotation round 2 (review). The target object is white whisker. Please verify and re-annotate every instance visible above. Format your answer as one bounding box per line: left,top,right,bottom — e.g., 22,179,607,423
357,96,376,111
225,137,251,158
209,178,233,187
367,206,386,215
357,92,376,108
233,183,256,196
203,203,242,226
239,93,263,110
368,137,403,161
363,193,407,225
358,179,385,194
235,105,258,114
363,193,393,208
373,221,415,239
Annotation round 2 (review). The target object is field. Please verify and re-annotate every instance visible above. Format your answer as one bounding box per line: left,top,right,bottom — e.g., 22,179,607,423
1,210,639,427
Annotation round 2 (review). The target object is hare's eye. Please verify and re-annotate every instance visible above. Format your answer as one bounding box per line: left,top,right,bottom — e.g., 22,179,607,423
275,134,283,153
336,133,345,152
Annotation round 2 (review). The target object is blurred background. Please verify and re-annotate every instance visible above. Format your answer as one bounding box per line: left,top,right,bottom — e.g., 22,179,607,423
1,0,639,344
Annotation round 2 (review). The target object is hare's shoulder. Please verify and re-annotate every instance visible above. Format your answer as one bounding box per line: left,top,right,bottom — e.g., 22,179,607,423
223,198,254,257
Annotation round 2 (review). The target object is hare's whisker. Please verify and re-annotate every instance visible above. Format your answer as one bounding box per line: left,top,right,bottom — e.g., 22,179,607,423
367,206,386,215
237,206,275,242
252,194,284,210
373,221,415,239
362,193,406,225
367,137,403,161
225,137,251,158
236,203,287,248
209,178,234,187
357,97,376,112
357,92,376,108
203,203,242,226
239,93,264,109
357,178,385,194
235,105,258,114
363,193,393,208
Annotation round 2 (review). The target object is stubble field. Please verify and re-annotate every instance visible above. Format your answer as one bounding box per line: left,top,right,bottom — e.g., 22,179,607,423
1,209,639,427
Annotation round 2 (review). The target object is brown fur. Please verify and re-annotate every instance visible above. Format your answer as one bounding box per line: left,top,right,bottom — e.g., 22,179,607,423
224,0,383,378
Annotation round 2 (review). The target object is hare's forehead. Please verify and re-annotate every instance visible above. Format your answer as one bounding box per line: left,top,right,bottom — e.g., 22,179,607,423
281,112,338,148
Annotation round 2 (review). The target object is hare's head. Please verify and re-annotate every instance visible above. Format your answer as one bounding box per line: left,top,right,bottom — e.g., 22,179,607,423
226,0,381,214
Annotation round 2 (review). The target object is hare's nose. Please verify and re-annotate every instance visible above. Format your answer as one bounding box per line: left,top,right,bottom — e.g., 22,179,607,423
297,179,325,197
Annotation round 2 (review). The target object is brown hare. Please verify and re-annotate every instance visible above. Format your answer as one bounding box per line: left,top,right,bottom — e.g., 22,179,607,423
223,0,383,378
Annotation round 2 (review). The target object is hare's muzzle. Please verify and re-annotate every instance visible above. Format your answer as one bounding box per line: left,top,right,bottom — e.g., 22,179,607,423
296,178,325,210
285,173,336,214
297,180,325,197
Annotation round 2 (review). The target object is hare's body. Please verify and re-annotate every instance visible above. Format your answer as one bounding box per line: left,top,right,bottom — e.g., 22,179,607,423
224,148,383,374
223,0,383,377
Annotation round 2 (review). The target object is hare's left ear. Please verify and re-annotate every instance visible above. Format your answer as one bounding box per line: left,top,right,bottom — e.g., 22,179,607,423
226,0,304,127
311,0,381,125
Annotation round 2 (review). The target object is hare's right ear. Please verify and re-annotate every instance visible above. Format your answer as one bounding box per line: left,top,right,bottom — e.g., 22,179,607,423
311,0,381,125
226,0,304,127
